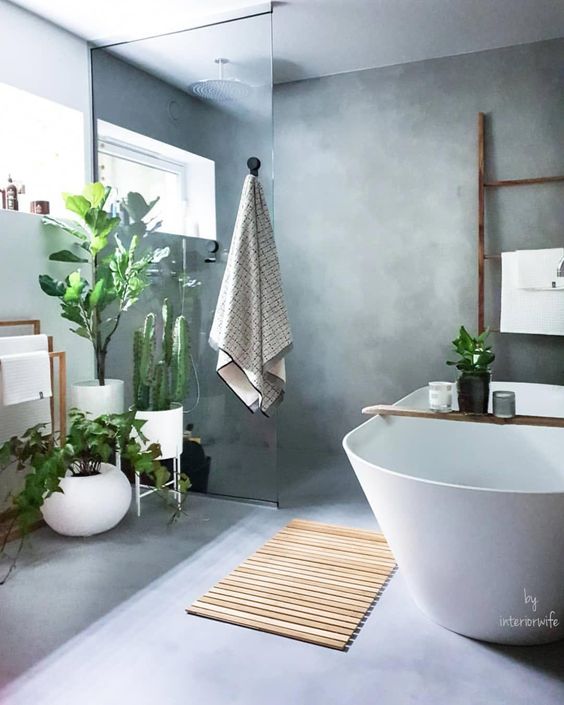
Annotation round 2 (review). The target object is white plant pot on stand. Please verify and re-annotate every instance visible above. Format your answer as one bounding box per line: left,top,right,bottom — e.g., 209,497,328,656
72,379,125,417
41,462,132,536
133,403,184,515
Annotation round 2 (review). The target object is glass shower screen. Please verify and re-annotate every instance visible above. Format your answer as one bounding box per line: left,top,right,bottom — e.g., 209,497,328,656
91,11,276,503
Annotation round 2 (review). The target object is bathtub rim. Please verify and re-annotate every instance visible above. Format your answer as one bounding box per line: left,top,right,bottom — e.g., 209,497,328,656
343,382,564,497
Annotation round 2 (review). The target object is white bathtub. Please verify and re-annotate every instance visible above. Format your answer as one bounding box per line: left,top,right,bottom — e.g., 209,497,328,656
343,382,564,645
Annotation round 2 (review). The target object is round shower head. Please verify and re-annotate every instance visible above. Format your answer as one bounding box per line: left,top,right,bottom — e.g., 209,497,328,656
190,58,250,104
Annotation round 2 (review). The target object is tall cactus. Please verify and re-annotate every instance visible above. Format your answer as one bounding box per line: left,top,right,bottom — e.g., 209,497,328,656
132,299,190,412
171,316,190,403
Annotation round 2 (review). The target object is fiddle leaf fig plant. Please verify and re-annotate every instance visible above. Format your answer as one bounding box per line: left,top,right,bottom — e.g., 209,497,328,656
446,326,495,375
39,183,169,385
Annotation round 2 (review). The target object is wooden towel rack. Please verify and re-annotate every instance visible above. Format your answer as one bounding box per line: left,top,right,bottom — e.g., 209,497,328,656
477,112,564,333
0,320,67,440
362,404,564,429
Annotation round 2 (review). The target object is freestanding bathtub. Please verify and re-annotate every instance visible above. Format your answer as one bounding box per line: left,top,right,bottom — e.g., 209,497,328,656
343,382,564,645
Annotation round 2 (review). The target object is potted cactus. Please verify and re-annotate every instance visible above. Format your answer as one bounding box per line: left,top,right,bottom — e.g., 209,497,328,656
132,299,190,459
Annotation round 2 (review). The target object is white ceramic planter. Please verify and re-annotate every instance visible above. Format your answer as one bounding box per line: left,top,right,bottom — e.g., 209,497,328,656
135,403,184,460
41,463,132,537
72,379,125,417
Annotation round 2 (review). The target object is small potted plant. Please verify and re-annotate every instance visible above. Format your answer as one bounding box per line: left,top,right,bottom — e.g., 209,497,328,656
39,183,169,417
447,326,495,414
132,299,190,459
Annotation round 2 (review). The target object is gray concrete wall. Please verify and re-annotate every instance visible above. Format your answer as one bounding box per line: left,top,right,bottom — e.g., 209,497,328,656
274,38,564,451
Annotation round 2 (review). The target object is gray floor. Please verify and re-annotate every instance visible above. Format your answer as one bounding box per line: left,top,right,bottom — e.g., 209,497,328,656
0,450,562,704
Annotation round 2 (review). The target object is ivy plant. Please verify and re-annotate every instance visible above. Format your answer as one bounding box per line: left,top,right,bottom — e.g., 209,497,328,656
446,326,495,375
39,183,169,384
0,410,190,583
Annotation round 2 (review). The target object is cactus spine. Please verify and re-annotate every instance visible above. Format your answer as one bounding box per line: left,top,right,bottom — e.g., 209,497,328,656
133,299,190,411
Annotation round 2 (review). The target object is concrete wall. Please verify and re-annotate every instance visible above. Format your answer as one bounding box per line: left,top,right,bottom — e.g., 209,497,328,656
274,38,564,451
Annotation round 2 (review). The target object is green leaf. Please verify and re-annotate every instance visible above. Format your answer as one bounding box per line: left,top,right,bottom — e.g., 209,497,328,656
89,279,106,307
123,192,159,222
90,235,109,256
38,274,66,297
71,326,91,339
42,216,90,241
48,249,89,263
63,271,87,303
63,194,91,219
82,182,106,209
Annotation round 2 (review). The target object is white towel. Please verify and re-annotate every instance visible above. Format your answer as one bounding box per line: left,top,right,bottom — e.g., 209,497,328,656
501,252,564,335
0,351,52,406
0,335,52,441
209,175,292,415
516,248,564,290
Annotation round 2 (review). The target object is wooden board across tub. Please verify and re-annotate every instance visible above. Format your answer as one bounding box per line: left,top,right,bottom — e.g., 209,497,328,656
187,518,396,650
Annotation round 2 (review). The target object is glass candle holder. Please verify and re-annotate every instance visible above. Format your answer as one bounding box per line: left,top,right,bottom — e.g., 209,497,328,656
428,382,453,412
492,390,516,418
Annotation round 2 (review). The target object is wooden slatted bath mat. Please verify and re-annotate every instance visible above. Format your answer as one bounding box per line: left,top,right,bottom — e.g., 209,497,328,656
187,518,396,650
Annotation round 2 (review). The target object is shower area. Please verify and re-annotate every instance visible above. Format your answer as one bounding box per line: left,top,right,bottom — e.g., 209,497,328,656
90,11,276,503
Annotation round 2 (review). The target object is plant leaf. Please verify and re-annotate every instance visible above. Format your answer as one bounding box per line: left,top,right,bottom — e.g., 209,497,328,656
82,182,106,209
63,194,91,218
48,249,89,263
38,274,66,297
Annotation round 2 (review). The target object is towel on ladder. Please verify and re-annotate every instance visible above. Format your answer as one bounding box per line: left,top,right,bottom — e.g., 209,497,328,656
0,350,52,406
209,175,292,414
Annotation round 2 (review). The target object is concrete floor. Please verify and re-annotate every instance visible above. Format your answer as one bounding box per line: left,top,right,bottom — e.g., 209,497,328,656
0,451,562,704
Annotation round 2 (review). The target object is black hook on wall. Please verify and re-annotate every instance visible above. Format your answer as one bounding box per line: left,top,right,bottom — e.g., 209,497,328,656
247,156,261,176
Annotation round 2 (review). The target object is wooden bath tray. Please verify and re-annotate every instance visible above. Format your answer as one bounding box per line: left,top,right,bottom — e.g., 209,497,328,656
362,405,564,428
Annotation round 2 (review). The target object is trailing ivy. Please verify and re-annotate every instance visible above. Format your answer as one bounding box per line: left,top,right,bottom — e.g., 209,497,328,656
0,410,190,583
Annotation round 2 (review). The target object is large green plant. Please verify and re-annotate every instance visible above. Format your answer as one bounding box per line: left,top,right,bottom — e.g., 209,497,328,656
133,299,190,411
0,410,190,582
39,183,169,384
446,326,495,375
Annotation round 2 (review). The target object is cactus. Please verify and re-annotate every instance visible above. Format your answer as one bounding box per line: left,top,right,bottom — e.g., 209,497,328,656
162,298,173,366
171,316,190,403
132,299,190,412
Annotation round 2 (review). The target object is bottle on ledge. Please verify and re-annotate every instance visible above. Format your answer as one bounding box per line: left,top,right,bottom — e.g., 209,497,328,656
5,175,19,211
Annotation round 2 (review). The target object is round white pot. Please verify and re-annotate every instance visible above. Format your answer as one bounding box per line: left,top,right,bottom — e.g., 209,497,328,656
41,463,132,537
72,379,125,417
135,403,184,460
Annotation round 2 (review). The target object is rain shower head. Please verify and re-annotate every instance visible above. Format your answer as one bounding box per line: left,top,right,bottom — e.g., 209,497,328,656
190,58,250,104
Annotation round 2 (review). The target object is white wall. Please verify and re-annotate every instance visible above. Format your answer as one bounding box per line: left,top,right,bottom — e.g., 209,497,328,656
0,0,92,178
0,1,93,385
0,3,94,509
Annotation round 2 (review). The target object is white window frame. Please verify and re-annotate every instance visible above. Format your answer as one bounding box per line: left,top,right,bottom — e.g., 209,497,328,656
96,120,216,240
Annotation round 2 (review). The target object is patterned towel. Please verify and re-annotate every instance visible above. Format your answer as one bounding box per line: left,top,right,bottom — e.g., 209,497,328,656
209,175,292,414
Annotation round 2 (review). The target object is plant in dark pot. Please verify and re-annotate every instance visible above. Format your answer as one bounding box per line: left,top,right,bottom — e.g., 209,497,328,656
447,326,495,414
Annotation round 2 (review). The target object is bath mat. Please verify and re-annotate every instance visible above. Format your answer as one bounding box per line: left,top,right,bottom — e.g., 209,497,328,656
186,518,396,650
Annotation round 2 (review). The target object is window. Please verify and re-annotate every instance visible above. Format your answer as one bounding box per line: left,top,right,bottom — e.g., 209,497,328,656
0,82,85,216
97,121,216,240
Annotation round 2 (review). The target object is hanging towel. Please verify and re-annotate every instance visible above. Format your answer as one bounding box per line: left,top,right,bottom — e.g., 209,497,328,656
209,175,292,414
500,252,564,335
516,248,564,290
0,350,52,406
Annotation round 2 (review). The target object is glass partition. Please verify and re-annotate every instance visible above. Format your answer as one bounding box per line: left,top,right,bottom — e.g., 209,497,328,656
91,12,277,503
